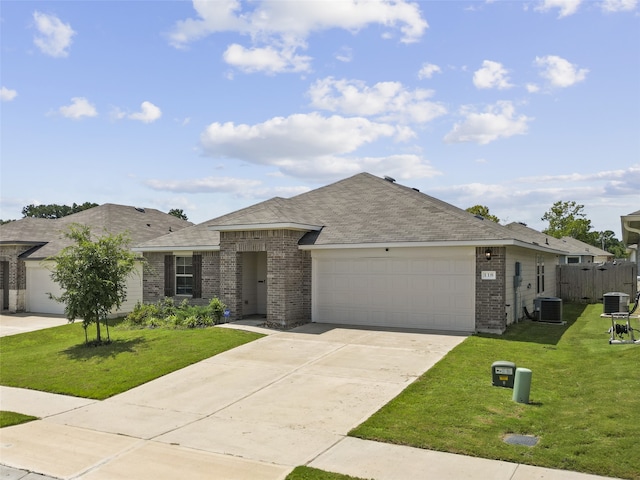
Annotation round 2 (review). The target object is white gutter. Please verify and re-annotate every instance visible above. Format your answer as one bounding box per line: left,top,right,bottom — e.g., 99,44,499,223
132,245,220,253
623,219,640,244
299,239,566,254
208,222,323,232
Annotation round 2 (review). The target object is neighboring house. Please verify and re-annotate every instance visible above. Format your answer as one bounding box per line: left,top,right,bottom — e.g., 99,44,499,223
504,222,614,264
621,210,640,267
0,204,193,314
135,173,570,334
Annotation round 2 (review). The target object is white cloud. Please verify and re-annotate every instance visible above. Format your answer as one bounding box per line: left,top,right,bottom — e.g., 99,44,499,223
146,176,262,194
444,101,531,145
198,112,437,181
33,11,76,57
430,166,640,232
58,97,97,119
601,0,638,12
335,46,353,63
127,101,162,123
473,60,513,90
308,77,447,124
418,63,442,79
535,0,582,18
170,0,427,73
535,55,588,88
1,86,18,101
145,175,312,199
223,44,311,73
526,83,541,93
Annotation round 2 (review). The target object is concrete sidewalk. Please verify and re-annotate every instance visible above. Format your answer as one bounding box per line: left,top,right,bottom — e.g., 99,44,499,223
0,322,620,480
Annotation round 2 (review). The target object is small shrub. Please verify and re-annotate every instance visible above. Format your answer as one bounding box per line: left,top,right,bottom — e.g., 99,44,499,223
125,302,160,327
209,298,226,324
146,317,163,328
122,297,228,330
184,316,199,329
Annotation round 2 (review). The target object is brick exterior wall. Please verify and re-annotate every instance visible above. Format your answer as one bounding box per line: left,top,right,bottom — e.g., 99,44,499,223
142,251,220,306
0,245,34,312
219,229,311,327
475,246,507,333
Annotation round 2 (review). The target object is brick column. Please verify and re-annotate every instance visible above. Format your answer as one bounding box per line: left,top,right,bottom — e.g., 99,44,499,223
219,234,243,321
475,246,507,333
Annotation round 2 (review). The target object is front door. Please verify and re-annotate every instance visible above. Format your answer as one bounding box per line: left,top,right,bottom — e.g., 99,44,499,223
242,251,267,317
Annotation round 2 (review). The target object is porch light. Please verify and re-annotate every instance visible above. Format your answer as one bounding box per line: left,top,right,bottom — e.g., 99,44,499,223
485,248,492,260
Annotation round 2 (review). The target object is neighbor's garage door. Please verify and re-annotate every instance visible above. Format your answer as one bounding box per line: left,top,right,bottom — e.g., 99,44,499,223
26,261,143,315
312,247,475,332
26,262,65,314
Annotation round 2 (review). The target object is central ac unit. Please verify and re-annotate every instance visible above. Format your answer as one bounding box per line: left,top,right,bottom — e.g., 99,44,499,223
603,292,630,314
535,297,563,323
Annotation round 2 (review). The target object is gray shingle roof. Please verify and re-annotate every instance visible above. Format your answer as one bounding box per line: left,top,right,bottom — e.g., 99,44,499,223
504,222,612,257
0,204,193,259
137,173,569,251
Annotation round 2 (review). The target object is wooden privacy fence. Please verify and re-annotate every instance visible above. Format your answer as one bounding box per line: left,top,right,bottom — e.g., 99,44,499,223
556,262,637,303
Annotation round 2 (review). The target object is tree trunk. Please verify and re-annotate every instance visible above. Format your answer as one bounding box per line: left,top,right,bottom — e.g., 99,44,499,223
95,314,101,343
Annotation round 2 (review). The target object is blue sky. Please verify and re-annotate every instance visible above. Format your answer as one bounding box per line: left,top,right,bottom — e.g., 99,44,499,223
1,0,638,238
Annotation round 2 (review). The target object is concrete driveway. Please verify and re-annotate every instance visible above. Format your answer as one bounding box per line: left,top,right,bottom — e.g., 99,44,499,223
0,313,69,337
0,322,466,479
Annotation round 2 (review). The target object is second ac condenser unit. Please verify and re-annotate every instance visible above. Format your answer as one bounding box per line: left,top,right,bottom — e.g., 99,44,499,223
535,297,563,323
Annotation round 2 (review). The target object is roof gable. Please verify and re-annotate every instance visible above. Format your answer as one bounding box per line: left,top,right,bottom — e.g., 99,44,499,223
0,204,193,259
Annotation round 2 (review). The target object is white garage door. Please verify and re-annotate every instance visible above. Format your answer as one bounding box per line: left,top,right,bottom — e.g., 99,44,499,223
312,247,475,332
26,263,65,314
26,262,143,315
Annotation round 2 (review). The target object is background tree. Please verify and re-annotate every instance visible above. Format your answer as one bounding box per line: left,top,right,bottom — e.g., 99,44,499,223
22,202,98,219
168,208,188,221
542,201,627,258
48,224,139,345
466,205,500,223
541,201,594,243
598,230,628,258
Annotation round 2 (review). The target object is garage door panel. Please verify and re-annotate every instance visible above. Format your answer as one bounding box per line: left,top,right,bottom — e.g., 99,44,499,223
314,249,475,332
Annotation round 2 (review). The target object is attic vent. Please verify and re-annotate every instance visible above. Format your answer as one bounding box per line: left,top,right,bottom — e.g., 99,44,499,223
135,207,145,213
412,187,420,192
474,215,484,220
383,175,396,183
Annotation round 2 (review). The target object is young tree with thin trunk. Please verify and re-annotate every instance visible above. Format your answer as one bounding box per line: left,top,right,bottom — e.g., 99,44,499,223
48,224,139,345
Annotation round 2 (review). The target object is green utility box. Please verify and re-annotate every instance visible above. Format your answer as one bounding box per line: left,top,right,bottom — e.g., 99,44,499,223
492,361,516,388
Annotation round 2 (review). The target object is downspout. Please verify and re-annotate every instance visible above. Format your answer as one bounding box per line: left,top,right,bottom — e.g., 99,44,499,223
623,220,640,237
624,220,640,265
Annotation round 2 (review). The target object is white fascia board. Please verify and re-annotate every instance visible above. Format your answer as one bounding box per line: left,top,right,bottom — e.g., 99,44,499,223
132,245,220,253
209,223,323,232
299,239,566,253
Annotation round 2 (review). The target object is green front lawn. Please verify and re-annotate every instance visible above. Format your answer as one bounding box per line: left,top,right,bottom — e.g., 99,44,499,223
350,304,640,480
285,467,367,480
0,411,38,428
0,320,263,399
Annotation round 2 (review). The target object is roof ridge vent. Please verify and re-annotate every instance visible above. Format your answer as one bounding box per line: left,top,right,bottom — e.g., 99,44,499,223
135,207,145,213
383,175,396,183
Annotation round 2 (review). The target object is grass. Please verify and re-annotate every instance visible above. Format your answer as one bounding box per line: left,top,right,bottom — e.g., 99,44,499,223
0,411,38,428
350,304,640,480
0,320,263,399
285,467,367,480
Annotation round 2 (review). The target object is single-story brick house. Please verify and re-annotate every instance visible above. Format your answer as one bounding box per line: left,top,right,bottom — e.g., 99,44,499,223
135,173,575,334
0,204,192,314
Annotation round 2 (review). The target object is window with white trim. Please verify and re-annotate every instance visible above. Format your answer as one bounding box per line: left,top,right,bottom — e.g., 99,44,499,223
175,256,193,295
536,256,545,294
566,256,580,264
